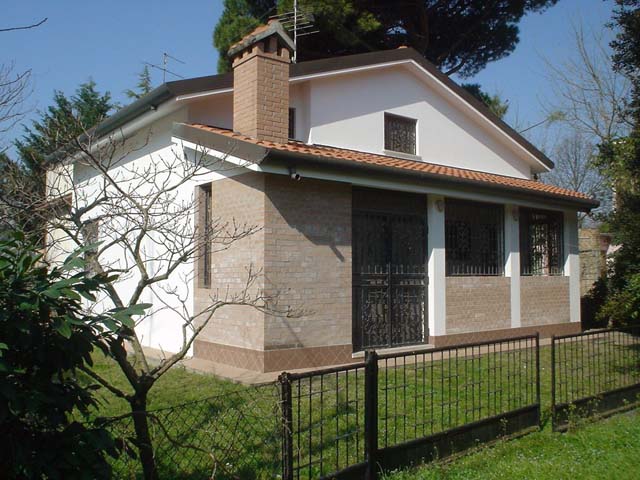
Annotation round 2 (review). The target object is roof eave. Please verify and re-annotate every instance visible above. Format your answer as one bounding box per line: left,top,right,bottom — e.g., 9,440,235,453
265,149,598,212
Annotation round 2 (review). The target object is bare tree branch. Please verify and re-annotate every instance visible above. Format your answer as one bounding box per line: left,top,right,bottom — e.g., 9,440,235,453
0,17,47,33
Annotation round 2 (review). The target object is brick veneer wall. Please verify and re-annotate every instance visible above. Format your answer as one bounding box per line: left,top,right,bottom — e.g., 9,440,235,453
520,276,570,326
445,277,511,334
232,39,290,144
263,174,352,353
194,172,266,351
194,173,354,371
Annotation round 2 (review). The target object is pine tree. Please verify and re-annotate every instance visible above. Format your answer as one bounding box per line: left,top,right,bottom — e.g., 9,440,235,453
461,83,509,119
125,65,153,100
14,80,112,174
213,0,559,75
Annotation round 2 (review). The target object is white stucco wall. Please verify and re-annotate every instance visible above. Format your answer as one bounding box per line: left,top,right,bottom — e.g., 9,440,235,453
179,63,541,179
304,67,533,178
44,109,228,355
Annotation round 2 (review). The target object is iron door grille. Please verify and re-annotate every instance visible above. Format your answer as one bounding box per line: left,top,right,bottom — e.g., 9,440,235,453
353,211,427,350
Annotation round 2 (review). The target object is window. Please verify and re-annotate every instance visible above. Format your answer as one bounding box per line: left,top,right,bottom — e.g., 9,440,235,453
288,108,296,139
384,113,417,155
520,208,564,276
198,183,213,288
445,199,504,276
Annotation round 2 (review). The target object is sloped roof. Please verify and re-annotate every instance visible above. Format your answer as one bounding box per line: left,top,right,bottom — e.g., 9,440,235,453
177,123,598,210
93,48,554,170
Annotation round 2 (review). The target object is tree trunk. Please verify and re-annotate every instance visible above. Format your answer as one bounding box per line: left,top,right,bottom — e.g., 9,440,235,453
130,393,158,480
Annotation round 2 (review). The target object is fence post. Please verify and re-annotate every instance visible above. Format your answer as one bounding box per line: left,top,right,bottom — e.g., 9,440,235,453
364,350,379,480
550,335,556,431
279,372,294,480
535,332,541,427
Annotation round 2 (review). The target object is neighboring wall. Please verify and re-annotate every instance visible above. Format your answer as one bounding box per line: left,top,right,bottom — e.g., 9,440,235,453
445,277,511,334
520,276,570,326
579,228,609,296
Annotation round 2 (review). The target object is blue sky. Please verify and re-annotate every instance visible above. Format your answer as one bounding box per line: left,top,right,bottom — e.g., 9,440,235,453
1,0,616,155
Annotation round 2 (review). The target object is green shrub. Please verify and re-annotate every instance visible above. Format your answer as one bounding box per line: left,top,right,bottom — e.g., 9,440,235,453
597,273,640,328
0,232,138,479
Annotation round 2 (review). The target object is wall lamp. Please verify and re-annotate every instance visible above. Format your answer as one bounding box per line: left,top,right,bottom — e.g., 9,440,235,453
288,167,301,181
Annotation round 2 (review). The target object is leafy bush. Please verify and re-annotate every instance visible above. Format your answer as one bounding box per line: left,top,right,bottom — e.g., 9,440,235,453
597,273,640,328
0,232,139,479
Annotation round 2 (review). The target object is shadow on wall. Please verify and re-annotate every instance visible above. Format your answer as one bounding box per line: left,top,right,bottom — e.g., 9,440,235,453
261,173,352,350
264,173,351,257
581,278,609,330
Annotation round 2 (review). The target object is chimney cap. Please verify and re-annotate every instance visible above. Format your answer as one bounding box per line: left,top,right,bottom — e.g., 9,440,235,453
228,20,295,58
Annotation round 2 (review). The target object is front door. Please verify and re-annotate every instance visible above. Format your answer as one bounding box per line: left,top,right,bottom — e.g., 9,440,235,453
352,199,428,350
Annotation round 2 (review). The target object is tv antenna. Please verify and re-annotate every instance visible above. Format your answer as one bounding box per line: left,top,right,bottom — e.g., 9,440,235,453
271,0,319,63
144,52,186,83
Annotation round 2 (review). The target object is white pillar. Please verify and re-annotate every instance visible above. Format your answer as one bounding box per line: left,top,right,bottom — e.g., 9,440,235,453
564,210,581,323
427,195,446,337
504,204,521,328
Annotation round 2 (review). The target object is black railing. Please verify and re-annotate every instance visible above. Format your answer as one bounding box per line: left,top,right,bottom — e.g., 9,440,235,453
551,327,640,431
280,335,541,480
279,363,368,480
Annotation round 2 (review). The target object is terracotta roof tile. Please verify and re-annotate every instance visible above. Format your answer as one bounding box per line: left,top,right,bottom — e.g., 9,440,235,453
187,123,596,205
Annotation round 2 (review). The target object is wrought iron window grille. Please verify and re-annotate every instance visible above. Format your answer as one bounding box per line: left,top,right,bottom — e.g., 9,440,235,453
384,113,417,155
445,199,504,276
519,208,563,276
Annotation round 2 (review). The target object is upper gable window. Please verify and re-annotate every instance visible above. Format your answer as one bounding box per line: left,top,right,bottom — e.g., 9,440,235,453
384,113,417,155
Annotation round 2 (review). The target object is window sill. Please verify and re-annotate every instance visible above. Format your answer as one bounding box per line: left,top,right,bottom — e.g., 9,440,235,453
520,274,565,277
446,274,505,277
382,149,422,162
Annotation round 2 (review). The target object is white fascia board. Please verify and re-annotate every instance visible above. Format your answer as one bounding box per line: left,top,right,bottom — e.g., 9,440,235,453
175,88,233,102
289,60,412,83
172,137,263,173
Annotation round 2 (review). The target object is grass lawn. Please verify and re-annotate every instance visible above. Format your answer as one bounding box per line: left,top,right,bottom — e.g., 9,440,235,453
385,410,640,480
85,335,639,479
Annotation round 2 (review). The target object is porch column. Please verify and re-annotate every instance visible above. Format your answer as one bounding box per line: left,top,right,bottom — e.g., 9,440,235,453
564,210,581,323
427,195,446,337
504,204,521,328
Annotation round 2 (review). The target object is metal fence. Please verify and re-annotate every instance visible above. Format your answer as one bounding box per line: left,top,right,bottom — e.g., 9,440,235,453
279,334,541,480
105,384,282,479
100,329,640,479
551,327,640,431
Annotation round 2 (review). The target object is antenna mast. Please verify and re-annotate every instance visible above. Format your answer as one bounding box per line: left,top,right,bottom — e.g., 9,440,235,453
144,51,186,83
271,1,319,63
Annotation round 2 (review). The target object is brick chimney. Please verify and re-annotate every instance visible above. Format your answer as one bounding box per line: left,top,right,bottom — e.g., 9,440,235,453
228,20,295,144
